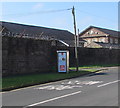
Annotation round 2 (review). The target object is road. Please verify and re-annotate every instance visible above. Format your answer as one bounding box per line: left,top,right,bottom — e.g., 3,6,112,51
2,67,119,107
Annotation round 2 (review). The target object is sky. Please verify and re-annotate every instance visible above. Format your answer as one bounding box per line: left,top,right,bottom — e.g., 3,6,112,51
1,2,119,33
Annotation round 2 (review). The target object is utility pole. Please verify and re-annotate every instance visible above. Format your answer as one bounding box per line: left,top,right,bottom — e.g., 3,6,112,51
0,27,5,33
78,29,80,47
72,6,79,72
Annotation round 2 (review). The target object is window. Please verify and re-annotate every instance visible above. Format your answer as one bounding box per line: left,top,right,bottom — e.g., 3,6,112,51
102,38,105,42
110,38,113,44
115,39,118,44
95,32,99,34
99,38,105,42
99,38,102,42
87,32,89,34
90,30,94,34
79,42,84,47
92,38,97,42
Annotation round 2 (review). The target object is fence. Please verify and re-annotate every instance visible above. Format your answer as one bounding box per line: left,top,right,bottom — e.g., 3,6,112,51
2,31,56,41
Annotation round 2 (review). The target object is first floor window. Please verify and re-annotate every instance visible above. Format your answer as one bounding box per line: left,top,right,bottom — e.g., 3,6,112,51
115,39,118,44
110,38,113,44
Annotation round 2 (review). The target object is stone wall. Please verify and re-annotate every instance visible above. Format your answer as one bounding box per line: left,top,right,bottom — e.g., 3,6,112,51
2,36,53,76
2,36,120,76
54,46,120,67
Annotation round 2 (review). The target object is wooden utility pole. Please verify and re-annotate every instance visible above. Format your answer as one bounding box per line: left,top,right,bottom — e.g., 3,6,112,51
72,6,79,72
0,27,5,33
78,29,80,47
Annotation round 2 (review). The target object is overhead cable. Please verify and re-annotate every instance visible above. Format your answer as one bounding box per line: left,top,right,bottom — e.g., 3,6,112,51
3,8,72,17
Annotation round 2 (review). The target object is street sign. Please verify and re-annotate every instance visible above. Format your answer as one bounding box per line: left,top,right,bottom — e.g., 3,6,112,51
57,50,69,73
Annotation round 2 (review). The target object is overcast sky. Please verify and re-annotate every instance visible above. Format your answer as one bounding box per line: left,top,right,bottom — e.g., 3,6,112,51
1,2,118,33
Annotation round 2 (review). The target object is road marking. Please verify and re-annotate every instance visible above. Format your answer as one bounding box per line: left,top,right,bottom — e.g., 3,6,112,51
35,80,103,91
35,85,82,91
97,80,120,88
62,80,103,85
25,91,82,107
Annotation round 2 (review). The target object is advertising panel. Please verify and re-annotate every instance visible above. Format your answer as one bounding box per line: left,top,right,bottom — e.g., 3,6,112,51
57,51,69,73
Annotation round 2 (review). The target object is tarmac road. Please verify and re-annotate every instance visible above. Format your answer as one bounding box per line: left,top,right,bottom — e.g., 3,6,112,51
2,67,119,107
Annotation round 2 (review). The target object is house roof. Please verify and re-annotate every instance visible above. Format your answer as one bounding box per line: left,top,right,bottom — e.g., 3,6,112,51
79,26,120,37
79,38,86,42
0,21,74,41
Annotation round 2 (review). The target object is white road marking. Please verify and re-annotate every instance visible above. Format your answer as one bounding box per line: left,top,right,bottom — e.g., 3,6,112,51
62,80,103,85
26,91,82,107
35,80,103,91
35,85,82,91
97,80,120,88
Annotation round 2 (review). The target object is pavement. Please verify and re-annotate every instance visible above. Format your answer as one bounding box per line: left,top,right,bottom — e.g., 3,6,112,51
1,67,119,107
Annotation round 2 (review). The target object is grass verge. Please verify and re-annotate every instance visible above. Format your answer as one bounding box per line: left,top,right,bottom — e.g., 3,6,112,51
1,70,96,91
69,64,120,70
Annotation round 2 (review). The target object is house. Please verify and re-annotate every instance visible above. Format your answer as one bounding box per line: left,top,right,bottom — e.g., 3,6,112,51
79,26,120,49
0,21,74,47
78,38,86,47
